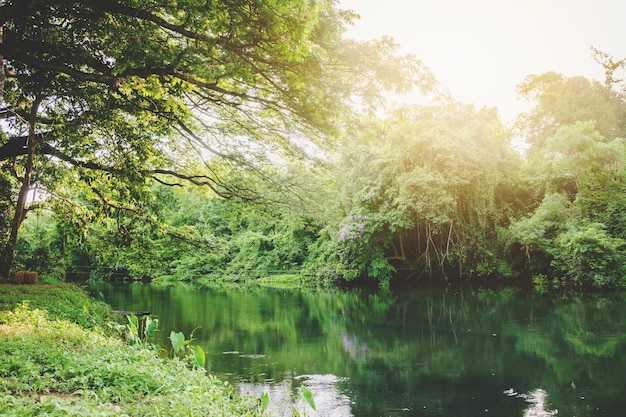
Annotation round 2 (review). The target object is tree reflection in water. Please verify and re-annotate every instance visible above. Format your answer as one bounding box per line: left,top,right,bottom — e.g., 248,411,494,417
239,374,353,417
93,283,626,417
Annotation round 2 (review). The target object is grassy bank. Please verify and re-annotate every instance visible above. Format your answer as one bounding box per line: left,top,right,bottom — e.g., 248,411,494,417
0,283,265,416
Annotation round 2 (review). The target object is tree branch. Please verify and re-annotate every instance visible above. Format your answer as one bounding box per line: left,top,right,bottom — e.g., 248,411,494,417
88,183,145,217
1,133,261,201
96,1,221,44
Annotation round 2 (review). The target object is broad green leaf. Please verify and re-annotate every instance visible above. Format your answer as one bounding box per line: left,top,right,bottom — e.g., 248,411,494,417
194,345,206,368
301,386,316,411
126,315,138,335
145,318,158,337
170,331,185,353
260,392,270,411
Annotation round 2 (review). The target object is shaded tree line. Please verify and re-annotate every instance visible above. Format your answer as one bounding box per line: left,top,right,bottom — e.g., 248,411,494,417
10,58,626,290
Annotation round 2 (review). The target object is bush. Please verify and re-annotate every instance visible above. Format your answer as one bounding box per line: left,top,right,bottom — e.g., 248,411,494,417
550,223,626,288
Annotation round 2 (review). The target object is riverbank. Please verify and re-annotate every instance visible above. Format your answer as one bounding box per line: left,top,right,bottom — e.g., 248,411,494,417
0,283,266,416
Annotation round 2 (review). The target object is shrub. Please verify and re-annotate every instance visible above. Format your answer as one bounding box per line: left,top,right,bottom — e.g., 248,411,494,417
550,223,626,288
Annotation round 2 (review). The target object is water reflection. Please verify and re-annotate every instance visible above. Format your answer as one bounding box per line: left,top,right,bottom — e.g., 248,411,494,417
91,283,626,417
342,332,369,360
240,374,353,417
522,389,558,417
504,388,558,417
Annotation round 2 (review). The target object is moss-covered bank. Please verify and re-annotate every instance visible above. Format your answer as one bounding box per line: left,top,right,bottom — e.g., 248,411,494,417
0,283,265,416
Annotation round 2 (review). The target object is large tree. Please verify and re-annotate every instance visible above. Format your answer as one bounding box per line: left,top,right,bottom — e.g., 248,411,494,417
332,103,522,286
507,66,626,287
0,0,430,278
515,71,626,150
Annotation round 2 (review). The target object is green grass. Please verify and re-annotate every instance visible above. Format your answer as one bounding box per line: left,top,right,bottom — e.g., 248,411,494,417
0,283,117,331
0,284,266,416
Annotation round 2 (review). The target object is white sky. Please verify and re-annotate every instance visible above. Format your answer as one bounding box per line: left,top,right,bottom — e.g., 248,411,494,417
340,0,626,124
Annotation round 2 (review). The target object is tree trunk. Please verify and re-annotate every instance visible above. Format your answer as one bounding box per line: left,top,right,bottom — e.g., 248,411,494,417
0,97,42,279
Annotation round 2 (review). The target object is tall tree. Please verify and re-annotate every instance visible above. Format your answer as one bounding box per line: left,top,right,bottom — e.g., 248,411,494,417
508,70,626,287
591,47,626,94
333,103,522,285
0,0,431,277
515,71,626,150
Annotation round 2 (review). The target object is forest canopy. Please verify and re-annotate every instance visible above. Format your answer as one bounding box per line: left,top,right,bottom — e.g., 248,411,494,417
2,1,626,290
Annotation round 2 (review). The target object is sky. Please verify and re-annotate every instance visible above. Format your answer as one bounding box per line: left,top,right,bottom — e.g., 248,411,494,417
339,0,626,124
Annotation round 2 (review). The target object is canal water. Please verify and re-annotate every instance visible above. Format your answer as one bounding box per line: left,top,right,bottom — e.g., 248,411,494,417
90,283,626,416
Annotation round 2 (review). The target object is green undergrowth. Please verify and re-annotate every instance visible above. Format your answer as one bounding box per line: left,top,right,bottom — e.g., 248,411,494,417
0,284,265,416
0,283,117,331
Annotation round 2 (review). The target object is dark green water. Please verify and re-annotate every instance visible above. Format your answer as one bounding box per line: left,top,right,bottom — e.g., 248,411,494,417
90,283,626,416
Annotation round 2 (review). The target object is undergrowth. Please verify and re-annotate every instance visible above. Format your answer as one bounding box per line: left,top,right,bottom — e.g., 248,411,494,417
0,285,265,416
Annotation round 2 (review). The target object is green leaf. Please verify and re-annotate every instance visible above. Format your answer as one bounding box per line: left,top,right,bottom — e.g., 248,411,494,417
126,314,138,327
126,315,138,336
145,317,158,337
194,345,206,368
260,392,270,411
169,331,185,353
301,386,316,411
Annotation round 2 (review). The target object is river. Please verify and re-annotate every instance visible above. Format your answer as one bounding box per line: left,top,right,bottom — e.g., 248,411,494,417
89,283,626,416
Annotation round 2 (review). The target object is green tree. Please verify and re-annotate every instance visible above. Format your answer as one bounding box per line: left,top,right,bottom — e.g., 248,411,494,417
35,176,334,285
516,71,626,150
331,103,522,285
0,0,430,278
506,192,573,273
508,71,626,287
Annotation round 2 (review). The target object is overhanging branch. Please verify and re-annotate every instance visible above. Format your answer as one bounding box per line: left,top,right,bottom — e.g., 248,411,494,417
0,134,260,200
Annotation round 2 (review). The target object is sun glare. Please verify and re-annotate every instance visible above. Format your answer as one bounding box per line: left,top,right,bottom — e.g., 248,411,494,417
340,0,625,124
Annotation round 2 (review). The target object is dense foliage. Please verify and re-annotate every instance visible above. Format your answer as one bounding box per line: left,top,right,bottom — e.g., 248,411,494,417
0,0,429,277
332,103,522,286
9,61,626,289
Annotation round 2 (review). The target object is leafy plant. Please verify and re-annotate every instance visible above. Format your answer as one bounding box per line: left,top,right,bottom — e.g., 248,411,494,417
260,392,270,411
550,223,626,288
122,314,160,351
300,386,317,411
169,328,206,369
